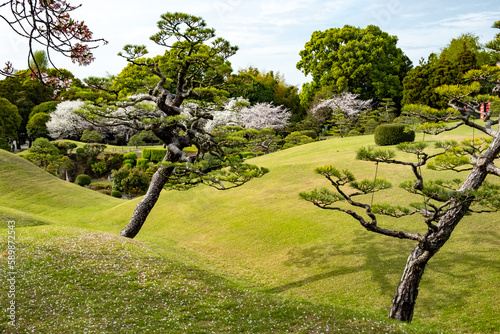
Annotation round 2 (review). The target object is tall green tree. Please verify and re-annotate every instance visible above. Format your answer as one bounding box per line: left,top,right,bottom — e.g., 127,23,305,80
297,25,412,108
403,44,478,109
0,97,22,142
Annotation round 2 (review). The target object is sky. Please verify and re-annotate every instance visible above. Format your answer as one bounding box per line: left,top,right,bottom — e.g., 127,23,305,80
1,0,499,88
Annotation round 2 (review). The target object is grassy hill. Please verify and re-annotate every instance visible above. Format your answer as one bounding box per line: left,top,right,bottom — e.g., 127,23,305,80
1,128,498,333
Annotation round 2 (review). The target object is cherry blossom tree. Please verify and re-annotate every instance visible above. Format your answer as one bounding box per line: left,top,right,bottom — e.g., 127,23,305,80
310,92,372,122
201,98,291,133
46,100,90,139
239,103,291,130
1,0,106,79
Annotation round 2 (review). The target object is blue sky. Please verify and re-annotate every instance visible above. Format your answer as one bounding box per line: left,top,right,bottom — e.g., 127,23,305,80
1,0,499,87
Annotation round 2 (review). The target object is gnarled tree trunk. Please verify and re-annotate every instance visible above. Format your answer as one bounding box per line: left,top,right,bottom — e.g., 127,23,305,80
119,146,182,238
389,134,500,321
389,245,432,322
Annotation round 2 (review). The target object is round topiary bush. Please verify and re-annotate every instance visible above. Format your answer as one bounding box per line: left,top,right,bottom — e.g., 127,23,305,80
75,174,92,186
111,189,122,198
374,124,415,146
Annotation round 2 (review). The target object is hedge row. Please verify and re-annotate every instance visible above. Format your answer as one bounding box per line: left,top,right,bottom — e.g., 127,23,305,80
374,124,415,146
142,148,167,162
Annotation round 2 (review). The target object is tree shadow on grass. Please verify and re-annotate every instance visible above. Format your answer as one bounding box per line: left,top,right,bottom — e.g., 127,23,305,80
266,227,499,331
266,231,413,297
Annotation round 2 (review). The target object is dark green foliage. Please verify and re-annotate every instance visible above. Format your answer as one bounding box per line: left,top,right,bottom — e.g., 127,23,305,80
24,138,62,168
402,41,481,109
102,152,124,171
283,131,316,149
83,144,106,160
75,174,92,186
347,129,362,137
111,189,123,198
297,25,412,107
56,141,78,155
91,161,109,176
27,112,51,140
123,152,138,161
29,101,59,119
299,130,318,139
80,130,103,143
0,97,22,139
364,119,379,135
0,137,11,152
244,81,274,103
0,72,53,144
136,158,150,170
374,124,415,146
112,166,150,196
142,148,167,162
128,134,146,147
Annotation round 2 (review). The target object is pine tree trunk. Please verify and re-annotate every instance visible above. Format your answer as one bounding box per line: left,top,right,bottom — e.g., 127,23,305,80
389,135,500,322
119,166,172,238
119,147,180,238
389,246,432,322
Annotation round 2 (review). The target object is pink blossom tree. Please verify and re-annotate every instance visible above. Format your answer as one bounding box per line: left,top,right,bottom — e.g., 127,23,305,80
1,0,106,79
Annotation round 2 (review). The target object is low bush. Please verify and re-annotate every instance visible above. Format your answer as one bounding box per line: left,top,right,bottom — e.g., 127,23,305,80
283,131,315,149
136,158,150,170
91,161,109,176
123,159,136,167
142,148,167,162
75,174,92,186
123,152,138,161
299,130,318,140
111,189,122,198
347,129,362,137
374,124,415,146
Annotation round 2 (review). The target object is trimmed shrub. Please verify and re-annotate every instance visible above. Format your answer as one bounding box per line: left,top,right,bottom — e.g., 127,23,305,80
142,148,167,162
91,161,109,176
299,130,318,140
283,131,315,149
75,174,92,186
123,159,135,166
364,119,379,135
80,130,103,143
123,152,138,161
347,129,362,137
111,190,122,198
103,152,124,171
239,152,255,159
112,166,149,196
136,158,150,170
374,124,415,146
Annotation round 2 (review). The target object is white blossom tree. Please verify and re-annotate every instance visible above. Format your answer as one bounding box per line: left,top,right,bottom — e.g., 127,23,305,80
310,92,372,121
239,103,291,130
201,98,291,133
46,100,91,139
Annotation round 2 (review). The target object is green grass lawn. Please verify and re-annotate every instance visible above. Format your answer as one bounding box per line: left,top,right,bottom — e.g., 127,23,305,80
1,127,498,333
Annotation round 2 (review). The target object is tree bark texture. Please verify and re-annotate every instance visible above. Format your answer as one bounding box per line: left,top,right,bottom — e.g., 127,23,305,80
119,148,180,238
389,246,432,322
389,133,500,322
